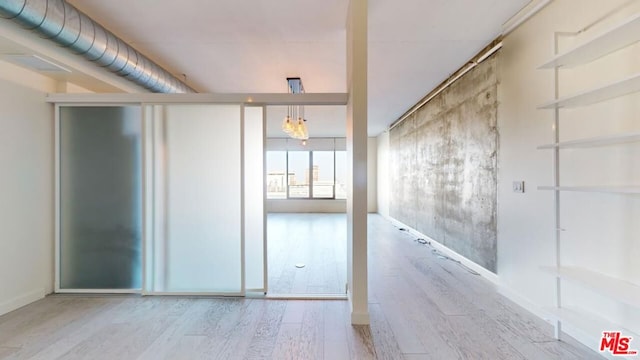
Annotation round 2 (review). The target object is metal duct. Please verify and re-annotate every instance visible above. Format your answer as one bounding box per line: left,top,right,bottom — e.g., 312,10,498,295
0,0,195,93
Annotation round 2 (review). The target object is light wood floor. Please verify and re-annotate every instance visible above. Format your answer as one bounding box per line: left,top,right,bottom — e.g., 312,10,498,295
268,213,347,295
0,214,601,359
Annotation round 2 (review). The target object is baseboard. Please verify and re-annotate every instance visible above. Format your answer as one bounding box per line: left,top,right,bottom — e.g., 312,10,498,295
350,311,370,325
0,288,45,316
385,217,499,285
347,289,370,325
265,293,347,300
497,285,605,358
497,285,549,322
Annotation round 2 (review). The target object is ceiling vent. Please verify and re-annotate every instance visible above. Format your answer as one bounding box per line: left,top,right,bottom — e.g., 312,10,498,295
2,54,71,73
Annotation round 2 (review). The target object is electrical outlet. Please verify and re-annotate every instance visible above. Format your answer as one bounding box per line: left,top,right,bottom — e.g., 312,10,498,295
513,181,525,193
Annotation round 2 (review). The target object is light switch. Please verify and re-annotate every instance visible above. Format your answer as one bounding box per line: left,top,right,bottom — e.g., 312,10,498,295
513,181,525,193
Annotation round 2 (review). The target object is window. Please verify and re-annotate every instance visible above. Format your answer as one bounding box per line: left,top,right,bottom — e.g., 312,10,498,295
335,151,347,199
287,151,310,198
266,151,287,199
312,151,335,198
266,149,346,200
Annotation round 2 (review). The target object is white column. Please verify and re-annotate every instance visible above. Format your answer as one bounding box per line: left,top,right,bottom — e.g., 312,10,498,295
346,0,369,325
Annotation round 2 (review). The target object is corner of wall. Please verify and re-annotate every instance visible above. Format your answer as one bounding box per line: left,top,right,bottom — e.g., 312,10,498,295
0,289,46,316
0,60,56,316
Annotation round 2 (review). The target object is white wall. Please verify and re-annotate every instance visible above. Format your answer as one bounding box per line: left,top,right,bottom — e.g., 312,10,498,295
56,81,94,94
0,61,56,315
376,131,390,217
498,0,640,349
267,199,346,213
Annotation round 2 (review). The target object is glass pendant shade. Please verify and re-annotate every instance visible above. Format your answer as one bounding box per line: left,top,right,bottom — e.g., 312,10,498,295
281,115,294,134
291,117,308,140
301,122,308,139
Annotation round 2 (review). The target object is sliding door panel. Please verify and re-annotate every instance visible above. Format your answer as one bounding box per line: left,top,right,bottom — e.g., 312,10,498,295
151,104,242,293
59,106,142,290
244,106,265,291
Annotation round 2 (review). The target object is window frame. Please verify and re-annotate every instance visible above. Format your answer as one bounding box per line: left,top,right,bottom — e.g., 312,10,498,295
267,149,343,200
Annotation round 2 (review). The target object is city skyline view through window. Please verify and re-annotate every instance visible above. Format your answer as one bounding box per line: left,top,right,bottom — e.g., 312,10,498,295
266,150,346,200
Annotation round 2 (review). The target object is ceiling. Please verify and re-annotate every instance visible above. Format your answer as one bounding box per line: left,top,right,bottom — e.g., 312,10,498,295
2,0,530,137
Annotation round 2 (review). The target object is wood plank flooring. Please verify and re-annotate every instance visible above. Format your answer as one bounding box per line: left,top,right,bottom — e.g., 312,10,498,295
0,214,602,359
268,213,347,295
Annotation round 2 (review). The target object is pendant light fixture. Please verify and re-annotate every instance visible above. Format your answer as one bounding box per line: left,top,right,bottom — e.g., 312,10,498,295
281,104,294,134
282,78,309,141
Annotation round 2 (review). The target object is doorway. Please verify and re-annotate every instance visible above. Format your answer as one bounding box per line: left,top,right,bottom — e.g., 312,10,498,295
264,106,348,298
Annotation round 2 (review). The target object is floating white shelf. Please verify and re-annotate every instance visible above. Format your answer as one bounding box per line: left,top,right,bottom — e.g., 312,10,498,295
541,266,640,308
540,13,640,69
538,186,640,194
538,10,640,347
543,306,639,340
539,73,640,109
537,132,640,149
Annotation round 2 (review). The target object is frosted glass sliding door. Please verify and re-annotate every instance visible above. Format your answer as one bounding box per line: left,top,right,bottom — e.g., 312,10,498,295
59,103,265,295
148,104,243,293
244,106,265,291
59,106,142,290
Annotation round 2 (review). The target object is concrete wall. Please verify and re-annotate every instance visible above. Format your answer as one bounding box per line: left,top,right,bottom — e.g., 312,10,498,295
389,54,499,272
0,61,56,315
376,131,390,218
498,0,640,347
367,137,377,213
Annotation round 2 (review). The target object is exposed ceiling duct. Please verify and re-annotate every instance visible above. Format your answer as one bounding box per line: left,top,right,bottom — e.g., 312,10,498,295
0,0,195,93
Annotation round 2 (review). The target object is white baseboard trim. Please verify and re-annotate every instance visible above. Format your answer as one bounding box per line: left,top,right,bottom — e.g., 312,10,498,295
351,311,371,325
497,285,604,358
265,293,347,300
0,288,46,316
346,289,370,325
385,217,499,285
497,285,549,322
